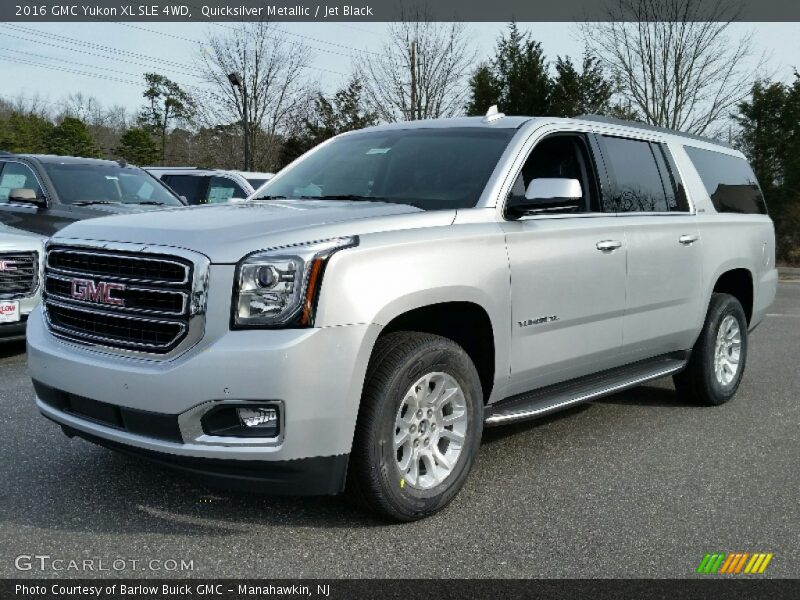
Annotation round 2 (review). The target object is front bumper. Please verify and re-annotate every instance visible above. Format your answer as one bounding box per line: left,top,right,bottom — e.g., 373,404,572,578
27,305,380,493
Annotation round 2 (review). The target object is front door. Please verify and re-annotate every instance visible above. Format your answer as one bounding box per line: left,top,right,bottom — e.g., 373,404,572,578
502,133,627,396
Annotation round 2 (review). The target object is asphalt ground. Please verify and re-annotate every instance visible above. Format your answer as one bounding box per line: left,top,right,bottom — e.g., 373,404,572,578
0,283,797,579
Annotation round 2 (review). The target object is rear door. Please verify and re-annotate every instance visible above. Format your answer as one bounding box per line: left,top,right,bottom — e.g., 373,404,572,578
595,135,704,362
503,133,628,395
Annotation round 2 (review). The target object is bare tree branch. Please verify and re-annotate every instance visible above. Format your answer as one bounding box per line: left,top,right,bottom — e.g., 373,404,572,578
194,21,312,170
359,5,476,122
581,0,766,136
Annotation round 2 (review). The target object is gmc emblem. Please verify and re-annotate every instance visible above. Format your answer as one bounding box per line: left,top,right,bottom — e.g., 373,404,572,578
70,279,125,306
0,260,17,271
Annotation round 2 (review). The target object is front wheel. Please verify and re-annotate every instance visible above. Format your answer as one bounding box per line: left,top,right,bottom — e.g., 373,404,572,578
347,332,483,521
673,293,748,406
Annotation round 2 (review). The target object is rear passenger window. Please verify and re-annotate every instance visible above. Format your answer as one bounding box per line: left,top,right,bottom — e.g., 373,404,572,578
683,146,767,214
598,136,669,213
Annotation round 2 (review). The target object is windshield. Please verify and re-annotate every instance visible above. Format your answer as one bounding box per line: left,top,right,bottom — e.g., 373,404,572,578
42,163,184,206
254,127,516,210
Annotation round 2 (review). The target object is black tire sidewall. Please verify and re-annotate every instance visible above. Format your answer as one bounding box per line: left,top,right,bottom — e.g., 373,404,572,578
698,295,748,404
368,339,483,519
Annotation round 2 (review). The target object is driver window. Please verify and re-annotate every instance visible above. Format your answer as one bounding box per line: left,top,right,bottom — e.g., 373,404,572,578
509,134,599,212
0,161,43,203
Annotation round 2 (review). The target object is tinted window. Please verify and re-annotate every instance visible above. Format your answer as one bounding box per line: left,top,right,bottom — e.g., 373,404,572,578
256,128,516,210
246,178,268,189
163,174,210,205
599,136,669,213
42,163,183,206
208,176,247,203
0,161,43,203
684,146,767,214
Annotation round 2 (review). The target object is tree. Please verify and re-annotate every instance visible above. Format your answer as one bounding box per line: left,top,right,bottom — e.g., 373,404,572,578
464,64,498,116
281,77,378,166
138,73,194,164
0,112,53,153
550,53,614,117
581,0,762,135
360,6,476,121
465,24,616,118
196,22,310,171
735,74,800,263
47,117,99,158
115,127,159,165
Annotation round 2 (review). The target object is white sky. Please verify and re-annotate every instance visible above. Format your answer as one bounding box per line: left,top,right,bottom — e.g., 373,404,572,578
0,21,797,114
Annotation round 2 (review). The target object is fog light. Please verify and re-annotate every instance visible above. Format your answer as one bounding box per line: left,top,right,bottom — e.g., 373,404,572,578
201,403,281,438
237,407,278,428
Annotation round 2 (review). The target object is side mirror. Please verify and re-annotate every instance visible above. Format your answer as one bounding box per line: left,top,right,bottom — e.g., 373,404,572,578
508,178,582,218
8,188,46,208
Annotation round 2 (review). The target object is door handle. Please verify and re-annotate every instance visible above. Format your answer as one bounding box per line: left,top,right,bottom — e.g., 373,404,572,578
596,240,622,252
678,234,700,245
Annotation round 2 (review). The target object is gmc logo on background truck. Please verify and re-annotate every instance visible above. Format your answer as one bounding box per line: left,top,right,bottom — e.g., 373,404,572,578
70,279,125,306
0,261,17,271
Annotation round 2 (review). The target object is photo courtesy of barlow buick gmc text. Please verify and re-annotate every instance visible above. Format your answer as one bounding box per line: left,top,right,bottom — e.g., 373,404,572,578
0,1,798,599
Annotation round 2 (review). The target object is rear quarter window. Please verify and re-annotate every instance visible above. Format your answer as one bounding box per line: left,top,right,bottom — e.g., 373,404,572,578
683,146,767,215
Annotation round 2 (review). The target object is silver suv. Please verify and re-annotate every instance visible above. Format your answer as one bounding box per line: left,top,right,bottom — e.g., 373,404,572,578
27,114,777,521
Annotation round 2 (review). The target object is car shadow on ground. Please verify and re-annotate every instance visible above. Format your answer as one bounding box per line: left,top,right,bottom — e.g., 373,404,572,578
0,340,26,360
1,381,689,537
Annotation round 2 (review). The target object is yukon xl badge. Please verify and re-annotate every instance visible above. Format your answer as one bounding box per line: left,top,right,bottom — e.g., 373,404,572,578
518,315,559,328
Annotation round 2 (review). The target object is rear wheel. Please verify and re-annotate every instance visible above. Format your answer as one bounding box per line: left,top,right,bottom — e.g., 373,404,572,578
348,332,483,521
674,293,748,406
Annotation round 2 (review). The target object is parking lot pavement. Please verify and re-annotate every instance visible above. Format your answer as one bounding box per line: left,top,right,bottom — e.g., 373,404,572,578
0,283,797,579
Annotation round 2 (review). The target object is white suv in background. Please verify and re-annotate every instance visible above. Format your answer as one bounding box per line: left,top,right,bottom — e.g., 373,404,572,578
0,224,45,342
147,167,274,205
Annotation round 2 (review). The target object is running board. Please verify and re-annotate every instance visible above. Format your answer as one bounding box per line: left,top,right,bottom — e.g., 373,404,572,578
484,352,688,427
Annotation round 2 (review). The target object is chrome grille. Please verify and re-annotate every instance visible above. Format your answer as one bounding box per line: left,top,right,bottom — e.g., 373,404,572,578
0,252,38,298
44,247,194,353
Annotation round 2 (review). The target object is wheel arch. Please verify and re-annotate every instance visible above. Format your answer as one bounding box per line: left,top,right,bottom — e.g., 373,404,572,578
711,267,754,324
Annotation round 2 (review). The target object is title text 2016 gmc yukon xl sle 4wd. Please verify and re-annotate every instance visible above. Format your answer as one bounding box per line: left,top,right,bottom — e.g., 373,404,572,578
26,114,777,521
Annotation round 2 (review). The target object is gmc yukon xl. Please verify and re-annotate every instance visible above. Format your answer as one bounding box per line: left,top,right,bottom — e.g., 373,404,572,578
26,114,777,521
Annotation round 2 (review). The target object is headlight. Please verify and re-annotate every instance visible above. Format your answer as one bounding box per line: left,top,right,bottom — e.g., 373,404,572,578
233,237,357,328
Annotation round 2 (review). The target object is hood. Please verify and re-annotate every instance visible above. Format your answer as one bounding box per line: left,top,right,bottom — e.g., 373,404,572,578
0,224,47,249
52,199,456,263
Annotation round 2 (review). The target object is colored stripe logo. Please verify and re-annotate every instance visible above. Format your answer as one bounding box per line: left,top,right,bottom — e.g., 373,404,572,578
696,552,773,574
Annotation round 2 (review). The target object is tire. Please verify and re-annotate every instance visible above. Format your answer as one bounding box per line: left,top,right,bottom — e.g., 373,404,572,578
673,293,748,406
347,332,484,521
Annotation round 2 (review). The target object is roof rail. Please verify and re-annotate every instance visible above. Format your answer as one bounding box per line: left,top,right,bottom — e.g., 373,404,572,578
576,114,733,149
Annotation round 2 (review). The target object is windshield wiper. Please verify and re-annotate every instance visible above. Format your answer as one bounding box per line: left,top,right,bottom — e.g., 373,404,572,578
130,201,167,206
252,195,288,200
72,200,121,206
301,194,387,202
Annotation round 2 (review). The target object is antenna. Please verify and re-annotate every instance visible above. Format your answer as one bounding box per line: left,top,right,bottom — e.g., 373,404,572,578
483,105,504,123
